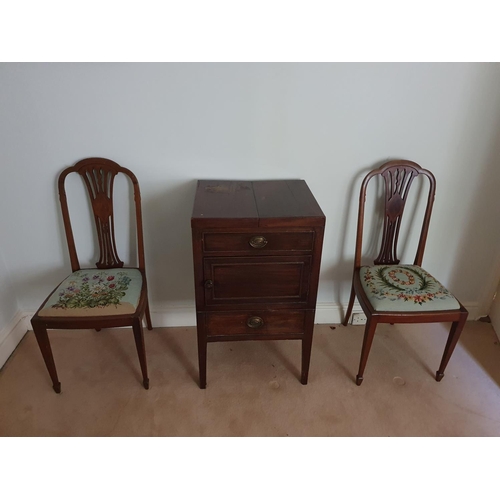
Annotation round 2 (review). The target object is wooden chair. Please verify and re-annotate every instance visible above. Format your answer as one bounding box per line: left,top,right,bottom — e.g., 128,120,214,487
343,160,468,385
31,158,153,393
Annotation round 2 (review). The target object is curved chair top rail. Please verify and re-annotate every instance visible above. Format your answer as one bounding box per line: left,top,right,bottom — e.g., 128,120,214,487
353,159,436,269
58,157,146,272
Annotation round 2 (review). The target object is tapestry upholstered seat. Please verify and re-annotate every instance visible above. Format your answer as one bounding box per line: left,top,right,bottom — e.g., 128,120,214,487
38,269,143,317
360,265,460,312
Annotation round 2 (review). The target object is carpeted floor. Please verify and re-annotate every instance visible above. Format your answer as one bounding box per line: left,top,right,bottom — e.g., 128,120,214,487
1,321,499,436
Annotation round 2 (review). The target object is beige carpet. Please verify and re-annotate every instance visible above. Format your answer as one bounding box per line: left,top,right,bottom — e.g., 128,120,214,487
1,321,499,436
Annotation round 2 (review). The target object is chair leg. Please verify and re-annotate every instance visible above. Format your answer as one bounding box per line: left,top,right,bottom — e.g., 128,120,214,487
145,300,153,331
356,317,378,386
132,318,149,389
436,313,468,381
343,285,356,326
31,321,61,393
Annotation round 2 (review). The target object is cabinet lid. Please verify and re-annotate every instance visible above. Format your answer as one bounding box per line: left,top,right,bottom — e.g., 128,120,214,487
192,180,325,228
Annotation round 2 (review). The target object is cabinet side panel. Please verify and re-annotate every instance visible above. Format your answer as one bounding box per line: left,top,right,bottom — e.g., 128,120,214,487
307,225,325,309
192,227,205,310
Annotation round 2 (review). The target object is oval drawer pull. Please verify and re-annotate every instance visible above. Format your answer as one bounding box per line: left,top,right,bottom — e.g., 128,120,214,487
247,316,264,329
204,280,214,289
249,236,268,248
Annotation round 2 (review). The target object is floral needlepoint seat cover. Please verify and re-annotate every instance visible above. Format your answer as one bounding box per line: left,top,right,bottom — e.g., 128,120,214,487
360,265,460,312
39,269,143,317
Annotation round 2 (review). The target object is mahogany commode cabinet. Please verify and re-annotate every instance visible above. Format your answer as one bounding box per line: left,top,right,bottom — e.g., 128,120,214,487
191,180,326,388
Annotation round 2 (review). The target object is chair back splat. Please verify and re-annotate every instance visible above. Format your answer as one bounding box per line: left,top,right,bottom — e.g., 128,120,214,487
58,158,146,272
354,160,436,269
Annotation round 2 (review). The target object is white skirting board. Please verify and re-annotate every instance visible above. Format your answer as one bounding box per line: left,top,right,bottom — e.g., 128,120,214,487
0,311,30,369
0,302,480,370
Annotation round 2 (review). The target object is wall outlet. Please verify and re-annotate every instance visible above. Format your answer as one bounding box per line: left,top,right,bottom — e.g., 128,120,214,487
352,313,367,325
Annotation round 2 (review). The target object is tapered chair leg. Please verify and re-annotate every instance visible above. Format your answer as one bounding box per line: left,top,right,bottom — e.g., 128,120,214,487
145,301,153,331
31,321,61,393
436,312,468,381
132,319,149,389
356,318,378,386
343,285,356,326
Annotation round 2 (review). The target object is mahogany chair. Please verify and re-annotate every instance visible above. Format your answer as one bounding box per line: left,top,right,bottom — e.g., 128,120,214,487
31,158,153,393
343,160,468,385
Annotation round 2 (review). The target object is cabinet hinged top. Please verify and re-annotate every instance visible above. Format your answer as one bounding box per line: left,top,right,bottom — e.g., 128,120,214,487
191,180,326,228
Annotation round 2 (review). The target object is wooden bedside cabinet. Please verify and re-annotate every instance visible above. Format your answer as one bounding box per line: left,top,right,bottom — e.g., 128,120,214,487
191,180,325,388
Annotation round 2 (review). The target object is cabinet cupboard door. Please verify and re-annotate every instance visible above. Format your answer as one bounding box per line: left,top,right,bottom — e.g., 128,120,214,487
203,256,311,306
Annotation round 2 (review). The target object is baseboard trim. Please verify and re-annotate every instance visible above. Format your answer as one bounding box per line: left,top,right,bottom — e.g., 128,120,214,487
3,301,479,367
463,302,480,322
151,304,197,328
0,311,30,369
315,302,362,324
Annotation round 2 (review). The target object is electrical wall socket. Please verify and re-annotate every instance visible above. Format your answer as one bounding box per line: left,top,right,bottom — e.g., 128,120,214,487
351,313,367,325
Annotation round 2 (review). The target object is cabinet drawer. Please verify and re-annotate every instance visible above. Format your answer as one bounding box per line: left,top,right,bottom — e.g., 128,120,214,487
202,230,314,254
203,256,311,306
206,310,306,337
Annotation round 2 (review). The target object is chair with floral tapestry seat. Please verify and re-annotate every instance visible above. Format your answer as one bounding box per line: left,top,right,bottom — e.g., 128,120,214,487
343,160,468,385
30,158,153,393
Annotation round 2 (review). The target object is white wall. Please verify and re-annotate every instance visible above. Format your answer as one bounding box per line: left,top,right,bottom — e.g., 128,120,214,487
0,248,18,329
1,62,500,329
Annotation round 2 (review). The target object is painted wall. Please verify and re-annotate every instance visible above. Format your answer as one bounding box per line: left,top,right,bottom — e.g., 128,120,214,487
1,62,500,327
0,247,18,330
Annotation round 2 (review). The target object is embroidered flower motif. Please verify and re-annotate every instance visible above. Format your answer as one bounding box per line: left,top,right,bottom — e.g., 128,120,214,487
388,269,415,286
52,271,132,310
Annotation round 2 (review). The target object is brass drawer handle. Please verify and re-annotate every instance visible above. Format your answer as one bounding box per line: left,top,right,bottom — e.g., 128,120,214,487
249,236,268,248
247,316,264,329
204,280,214,289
